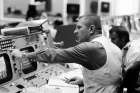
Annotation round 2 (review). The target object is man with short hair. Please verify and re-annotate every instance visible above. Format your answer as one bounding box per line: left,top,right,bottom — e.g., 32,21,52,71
109,26,130,49
11,15,122,93
108,26,130,93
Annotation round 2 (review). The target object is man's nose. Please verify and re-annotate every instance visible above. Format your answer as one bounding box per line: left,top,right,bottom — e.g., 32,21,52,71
74,30,78,35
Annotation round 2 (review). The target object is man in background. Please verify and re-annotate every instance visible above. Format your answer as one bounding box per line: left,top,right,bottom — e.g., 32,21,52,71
122,38,140,93
109,26,130,49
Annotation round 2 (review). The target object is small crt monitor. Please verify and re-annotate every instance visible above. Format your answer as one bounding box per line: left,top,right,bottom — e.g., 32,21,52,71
0,53,13,85
20,46,37,74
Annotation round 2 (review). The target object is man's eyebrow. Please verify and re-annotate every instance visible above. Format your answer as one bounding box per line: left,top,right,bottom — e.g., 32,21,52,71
76,25,81,29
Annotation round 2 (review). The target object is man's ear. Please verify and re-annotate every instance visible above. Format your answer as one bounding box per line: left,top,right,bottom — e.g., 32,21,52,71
89,25,95,34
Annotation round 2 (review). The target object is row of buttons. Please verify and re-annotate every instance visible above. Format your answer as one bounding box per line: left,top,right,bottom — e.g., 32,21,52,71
0,40,15,50
0,46,15,50
0,40,13,44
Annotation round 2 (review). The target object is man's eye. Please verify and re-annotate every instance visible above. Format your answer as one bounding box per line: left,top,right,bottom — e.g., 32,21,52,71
76,26,81,29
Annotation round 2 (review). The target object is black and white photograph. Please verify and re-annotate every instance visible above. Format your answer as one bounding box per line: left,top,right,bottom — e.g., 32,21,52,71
0,0,140,93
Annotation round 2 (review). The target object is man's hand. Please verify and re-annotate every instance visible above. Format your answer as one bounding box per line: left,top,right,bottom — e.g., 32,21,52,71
65,77,83,86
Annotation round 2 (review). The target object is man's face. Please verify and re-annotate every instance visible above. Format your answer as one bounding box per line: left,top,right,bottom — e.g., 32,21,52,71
74,18,90,43
110,32,122,48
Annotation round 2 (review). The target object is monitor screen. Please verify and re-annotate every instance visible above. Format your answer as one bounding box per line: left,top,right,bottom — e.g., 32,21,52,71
101,2,110,13
0,53,13,85
0,56,7,79
67,4,80,15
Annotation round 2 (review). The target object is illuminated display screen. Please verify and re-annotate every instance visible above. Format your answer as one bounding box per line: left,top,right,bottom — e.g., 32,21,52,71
0,53,12,85
0,56,7,79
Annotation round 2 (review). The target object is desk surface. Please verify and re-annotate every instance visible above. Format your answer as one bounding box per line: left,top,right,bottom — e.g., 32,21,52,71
0,81,79,93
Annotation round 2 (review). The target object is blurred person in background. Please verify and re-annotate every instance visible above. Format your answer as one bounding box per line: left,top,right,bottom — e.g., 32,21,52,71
26,4,39,21
122,38,140,93
109,26,130,49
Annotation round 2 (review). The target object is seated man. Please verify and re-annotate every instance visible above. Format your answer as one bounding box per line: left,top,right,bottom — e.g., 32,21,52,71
11,15,122,93
122,38,140,93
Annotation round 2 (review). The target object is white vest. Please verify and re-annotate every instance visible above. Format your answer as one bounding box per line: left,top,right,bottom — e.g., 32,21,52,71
82,36,122,93
124,39,140,70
